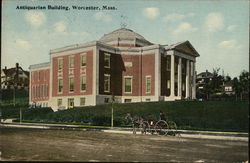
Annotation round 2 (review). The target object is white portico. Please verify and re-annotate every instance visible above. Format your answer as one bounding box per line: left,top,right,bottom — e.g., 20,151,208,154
164,41,199,101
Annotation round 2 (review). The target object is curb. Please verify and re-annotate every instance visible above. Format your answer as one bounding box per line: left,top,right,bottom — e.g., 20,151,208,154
0,122,248,141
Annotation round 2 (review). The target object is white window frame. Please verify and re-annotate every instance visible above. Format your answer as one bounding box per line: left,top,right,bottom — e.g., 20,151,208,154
104,53,111,68
58,78,63,94
80,53,87,67
124,76,133,94
69,77,74,92
69,55,74,68
80,97,86,106
146,76,151,94
68,98,74,108
80,75,86,92
104,74,110,93
57,99,62,107
58,58,63,71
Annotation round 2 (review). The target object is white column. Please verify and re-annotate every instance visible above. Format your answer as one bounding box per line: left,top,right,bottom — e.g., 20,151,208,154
170,54,175,97
192,62,196,99
177,57,182,97
185,60,190,99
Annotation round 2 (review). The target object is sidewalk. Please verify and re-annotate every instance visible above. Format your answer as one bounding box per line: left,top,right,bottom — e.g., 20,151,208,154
0,122,248,141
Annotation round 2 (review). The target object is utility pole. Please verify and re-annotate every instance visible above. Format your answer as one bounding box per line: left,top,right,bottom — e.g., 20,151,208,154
111,95,115,128
19,107,22,123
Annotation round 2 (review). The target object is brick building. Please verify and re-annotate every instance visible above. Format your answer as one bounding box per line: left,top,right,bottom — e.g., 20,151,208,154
29,28,200,111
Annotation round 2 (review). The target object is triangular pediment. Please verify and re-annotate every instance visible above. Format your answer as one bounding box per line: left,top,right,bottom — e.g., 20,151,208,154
171,41,200,57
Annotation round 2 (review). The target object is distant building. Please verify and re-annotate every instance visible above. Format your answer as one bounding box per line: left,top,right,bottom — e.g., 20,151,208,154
222,81,235,95
29,28,200,111
196,70,214,90
1,63,29,90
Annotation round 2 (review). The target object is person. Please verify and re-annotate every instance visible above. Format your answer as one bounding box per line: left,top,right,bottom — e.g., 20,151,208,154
159,111,166,121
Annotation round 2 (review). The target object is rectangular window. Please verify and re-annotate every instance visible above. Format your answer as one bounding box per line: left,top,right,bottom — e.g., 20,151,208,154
68,98,74,108
69,56,74,68
57,99,62,107
104,74,110,92
80,76,86,91
58,78,63,93
166,56,171,71
38,71,41,81
81,54,86,67
69,77,74,92
124,77,132,93
58,58,63,70
146,76,151,93
124,99,132,103
104,98,110,103
104,53,111,68
80,97,86,106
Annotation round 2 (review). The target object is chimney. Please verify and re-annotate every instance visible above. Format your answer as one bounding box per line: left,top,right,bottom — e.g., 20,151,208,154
16,63,19,68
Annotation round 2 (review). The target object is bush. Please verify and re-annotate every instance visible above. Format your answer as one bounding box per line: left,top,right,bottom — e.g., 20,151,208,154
1,101,248,132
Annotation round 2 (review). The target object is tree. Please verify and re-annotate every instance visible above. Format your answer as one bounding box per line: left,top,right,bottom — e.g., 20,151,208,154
239,70,249,100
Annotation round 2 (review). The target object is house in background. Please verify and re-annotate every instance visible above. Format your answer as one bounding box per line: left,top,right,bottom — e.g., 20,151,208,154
29,28,200,111
196,70,214,90
1,63,29,90
222,81,235,95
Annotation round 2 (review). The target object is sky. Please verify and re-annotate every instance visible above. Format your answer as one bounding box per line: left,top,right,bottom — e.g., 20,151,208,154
2,0,249,78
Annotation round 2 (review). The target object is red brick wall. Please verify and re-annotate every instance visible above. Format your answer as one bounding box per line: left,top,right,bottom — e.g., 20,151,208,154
98,50,155,96
30,69,50,102
52,50,93,97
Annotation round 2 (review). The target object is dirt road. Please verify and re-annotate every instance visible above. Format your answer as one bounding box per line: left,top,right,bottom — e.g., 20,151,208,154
0,127,248,162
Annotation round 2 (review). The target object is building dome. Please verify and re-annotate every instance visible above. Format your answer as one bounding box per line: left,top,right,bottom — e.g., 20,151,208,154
99,28,153,47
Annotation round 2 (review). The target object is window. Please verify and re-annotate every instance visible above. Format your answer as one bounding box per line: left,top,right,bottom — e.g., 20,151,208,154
69,56,74,68
104,74,110,92
124,99,132,103
58,58,63,70
57,99,62,107
38,71,41,81
166,56,171,71
104,53,111,68
80,76,86,91
58,78,63,93
104,98,110,103
146,76,151,93
69,77,74,92
80,97,86,106
146,99,151,102
68,98,74,108
124,77,132,93
81,54,86,67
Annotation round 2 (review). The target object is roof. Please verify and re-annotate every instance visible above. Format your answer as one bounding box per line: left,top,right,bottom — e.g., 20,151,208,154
197,71,214,78
29,62,50,70
166,40,200,57
2,67,29,77
99,28,153,46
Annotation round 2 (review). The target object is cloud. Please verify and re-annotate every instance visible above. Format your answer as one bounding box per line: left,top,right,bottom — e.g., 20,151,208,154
25,11,46,27
218,40,242,49
227,25,237,32
15,39,31,50
94,12,112,22
163,12,195,22
53,21,67,33
204,13,224,32
173,22,198,35
143,7,160,19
